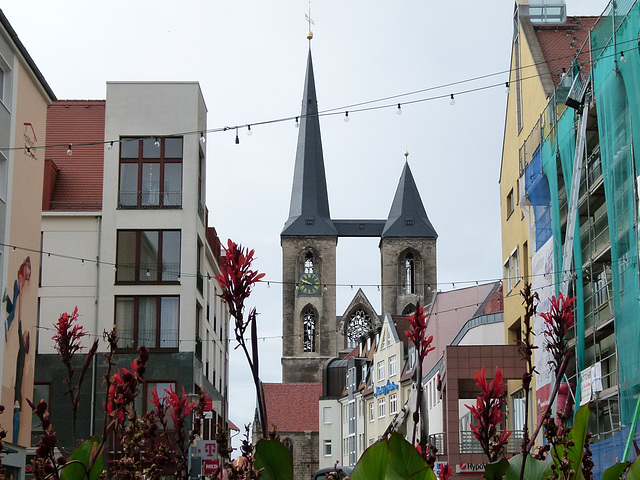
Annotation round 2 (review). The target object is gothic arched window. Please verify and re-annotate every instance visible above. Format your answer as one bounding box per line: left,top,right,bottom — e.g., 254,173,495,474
283,437,294,455
347,309,373,348
402,303,416,316
303,307,316,352
304,251,314,273
405,252,415,294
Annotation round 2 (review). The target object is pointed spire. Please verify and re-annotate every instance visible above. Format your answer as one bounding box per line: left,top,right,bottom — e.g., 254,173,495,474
282,49,336,236
382,161,437,237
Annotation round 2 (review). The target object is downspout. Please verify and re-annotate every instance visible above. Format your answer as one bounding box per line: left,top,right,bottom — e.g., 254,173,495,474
90,215,102,435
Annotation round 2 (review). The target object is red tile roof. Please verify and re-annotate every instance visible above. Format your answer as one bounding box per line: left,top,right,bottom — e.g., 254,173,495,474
262,383,322,433
534,17,599,87
45,100,105,210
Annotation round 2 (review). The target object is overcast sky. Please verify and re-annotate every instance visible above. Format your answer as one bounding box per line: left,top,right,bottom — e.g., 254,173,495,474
3,0,608,450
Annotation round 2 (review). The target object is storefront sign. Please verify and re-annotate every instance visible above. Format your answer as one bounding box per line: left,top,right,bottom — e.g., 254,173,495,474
374,380,399,397
456,463,486,474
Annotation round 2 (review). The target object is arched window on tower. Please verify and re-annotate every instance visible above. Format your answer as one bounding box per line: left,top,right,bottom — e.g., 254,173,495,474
304,251,314,273
347,309,373,349
405,252,415,294
303,307,316,352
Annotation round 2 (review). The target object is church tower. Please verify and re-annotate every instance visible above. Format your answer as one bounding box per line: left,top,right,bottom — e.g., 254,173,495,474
281,48,338,384
380,158,438,315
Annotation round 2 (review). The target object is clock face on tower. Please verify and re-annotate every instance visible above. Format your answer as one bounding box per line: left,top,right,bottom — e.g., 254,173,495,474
298,272,321,295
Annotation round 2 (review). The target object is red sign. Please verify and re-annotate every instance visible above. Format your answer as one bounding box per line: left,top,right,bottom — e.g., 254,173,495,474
205,397,213,411
203,459,220,476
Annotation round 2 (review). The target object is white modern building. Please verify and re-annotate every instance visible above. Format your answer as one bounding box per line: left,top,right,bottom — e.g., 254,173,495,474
35,82,230,455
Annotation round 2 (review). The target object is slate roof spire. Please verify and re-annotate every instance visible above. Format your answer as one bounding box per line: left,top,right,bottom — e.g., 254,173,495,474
282,49,337,236
382,160,437,237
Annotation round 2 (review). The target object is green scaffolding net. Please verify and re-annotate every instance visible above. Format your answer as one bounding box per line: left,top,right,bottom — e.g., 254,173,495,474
591,0,640,425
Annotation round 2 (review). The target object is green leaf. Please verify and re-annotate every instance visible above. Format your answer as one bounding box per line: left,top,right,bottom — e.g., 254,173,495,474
505,454,551,480
254,439,293,480
602,462,631,480
60,436,104,480
484,457,509,480
626,455,640,480
551,404,590,472
385,434,436,480
350,438,390,480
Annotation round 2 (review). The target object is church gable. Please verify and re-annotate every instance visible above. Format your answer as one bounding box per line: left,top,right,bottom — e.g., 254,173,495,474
337,288,381,345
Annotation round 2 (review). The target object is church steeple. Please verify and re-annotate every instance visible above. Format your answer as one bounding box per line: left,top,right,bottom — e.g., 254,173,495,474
382,161,437,238
282,49,337,236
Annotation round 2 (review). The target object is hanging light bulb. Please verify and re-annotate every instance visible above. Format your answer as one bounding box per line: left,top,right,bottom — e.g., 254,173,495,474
620,51,627,63
505,82,510,93
154,138,160,148
146,269,151,277
67,144,73,156
200,132,206,143
108,141,114,150
450,94,455,105
397,103,402,115
295,117,299,128
235,127,239,145
247,125,253,136
344,111,350,122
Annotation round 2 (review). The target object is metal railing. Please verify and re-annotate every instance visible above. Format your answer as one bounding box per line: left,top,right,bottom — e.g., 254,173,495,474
459,430,524,454
118,190,182,208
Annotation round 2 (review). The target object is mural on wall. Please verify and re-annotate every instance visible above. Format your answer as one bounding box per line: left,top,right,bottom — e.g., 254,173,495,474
3,256,32,444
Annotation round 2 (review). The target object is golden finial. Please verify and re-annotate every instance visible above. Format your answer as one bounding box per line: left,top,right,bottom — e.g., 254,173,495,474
305,1,314,41
404,150,409,160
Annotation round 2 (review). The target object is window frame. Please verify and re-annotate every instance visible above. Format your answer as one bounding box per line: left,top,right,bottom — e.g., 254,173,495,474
377,360,385,382
377,397,386,418
323,439,332,457
118,137,183,209
369,401,375,422
115,295,180,350
389,393,398,415
116,229,181,284
389,355,397,377
323,406,332,424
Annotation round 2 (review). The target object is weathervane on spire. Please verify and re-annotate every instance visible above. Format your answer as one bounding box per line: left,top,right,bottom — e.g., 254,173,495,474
305,0,314,40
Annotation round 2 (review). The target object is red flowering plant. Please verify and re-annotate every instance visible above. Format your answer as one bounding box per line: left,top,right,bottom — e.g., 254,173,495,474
405,301,435,449
216,240,268,438
147,385,205,480
465,366,512,462
51,306,99,446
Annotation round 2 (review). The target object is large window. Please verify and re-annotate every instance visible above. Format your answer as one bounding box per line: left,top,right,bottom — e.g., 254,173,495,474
116,230,181,283
116,296,179,349
118,137,183,208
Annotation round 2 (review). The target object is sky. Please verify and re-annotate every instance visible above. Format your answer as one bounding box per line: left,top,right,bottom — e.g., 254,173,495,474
2,0,609,450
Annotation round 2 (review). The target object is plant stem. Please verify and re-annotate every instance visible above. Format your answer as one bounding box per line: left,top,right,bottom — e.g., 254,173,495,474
525,356,571,453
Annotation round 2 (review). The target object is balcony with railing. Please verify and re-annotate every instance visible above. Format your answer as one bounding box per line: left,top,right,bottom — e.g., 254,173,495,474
459,430,524,455
118,190,182,209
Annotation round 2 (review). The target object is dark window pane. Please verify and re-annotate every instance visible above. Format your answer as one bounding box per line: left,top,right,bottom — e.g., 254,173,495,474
116,231,137,282
116,297,135,349
160,297,179,348
120,139,139,158
164,138,183,158
162,231,181,281
139,231,159,281
141,163,160,205
142,138,161,158
119,164,138,206
164,163,182,206
138,297,157,348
